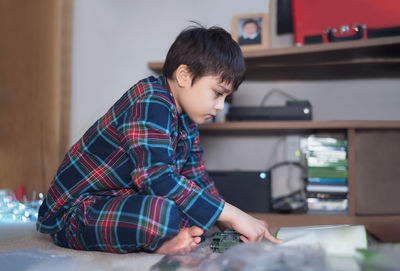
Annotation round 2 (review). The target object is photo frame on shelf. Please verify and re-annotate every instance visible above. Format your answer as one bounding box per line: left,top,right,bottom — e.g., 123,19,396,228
231,13,269,52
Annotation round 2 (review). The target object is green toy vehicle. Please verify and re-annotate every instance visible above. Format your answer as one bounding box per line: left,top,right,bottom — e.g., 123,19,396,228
210,229,242,253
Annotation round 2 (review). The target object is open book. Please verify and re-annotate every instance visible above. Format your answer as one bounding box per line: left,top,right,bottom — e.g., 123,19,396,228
275,225,368,257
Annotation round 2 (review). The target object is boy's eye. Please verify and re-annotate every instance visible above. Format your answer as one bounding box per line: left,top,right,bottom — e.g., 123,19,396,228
215,91,224,97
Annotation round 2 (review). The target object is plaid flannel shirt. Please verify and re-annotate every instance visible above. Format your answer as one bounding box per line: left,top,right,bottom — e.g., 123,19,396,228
37,75,224,234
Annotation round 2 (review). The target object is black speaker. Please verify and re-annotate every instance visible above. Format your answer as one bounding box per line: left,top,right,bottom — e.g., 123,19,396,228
208,171,271,213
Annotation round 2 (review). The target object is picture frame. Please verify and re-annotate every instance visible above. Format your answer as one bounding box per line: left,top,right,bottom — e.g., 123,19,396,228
231,13,269,52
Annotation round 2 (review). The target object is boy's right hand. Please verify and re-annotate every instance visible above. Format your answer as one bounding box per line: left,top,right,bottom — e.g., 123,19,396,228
217,202,282,244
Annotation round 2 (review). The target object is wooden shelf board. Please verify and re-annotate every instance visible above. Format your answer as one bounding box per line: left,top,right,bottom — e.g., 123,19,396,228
251,213,354,228
148,62,163,73
199,120,400,133
251,213,400,227
244,36,400,60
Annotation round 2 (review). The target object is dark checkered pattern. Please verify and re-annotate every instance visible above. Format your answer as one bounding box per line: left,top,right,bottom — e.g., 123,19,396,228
37,75,224,253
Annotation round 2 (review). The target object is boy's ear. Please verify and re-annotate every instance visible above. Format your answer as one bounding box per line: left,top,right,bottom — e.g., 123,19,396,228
175,64,192,88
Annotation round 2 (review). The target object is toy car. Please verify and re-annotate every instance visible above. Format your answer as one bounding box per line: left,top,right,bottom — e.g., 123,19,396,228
210,229,242,253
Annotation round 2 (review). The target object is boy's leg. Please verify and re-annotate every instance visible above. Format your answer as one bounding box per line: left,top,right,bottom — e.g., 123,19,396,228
52,194,190,253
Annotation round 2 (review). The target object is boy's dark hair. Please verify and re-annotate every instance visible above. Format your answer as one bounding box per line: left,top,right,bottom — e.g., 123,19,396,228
162,25,246,91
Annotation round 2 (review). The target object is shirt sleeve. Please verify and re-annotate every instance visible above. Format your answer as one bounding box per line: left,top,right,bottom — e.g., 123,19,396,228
181,131,222,198
118,94,224,231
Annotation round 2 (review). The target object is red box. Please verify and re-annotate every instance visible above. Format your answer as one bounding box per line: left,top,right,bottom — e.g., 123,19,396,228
292,0,400,45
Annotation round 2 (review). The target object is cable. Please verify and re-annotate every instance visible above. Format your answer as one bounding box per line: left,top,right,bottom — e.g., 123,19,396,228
267,161,308,213
287,163,295,192
260,88,298,106
263,136,286,171
267,160,307,197
266,160,306,173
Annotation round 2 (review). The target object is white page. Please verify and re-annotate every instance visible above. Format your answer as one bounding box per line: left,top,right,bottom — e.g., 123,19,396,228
276,225,367,257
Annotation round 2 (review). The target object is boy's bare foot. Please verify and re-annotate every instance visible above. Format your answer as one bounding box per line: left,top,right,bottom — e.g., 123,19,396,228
155,226,204,255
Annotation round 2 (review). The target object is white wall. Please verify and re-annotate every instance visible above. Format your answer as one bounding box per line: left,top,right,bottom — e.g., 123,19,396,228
70,0,271,143
70,0,400,196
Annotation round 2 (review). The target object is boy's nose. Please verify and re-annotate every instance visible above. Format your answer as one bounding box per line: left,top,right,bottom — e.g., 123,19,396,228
215,99,224,111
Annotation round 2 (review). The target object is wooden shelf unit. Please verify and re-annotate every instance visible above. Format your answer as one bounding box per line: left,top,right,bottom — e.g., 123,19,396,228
199,121,400,242
148,36,400,80
148,38,400,241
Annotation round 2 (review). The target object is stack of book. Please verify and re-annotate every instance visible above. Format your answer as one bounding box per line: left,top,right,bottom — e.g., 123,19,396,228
303,136,348,214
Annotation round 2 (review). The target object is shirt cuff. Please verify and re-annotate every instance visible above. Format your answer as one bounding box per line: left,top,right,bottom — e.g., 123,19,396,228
145,169,225,231
182,190,225,231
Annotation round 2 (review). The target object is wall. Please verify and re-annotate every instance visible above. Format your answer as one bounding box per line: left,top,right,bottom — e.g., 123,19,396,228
70,0,400,196
70,0,270,143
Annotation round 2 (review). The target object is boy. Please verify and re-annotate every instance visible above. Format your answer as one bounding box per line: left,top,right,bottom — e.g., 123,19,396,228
37,25,281,254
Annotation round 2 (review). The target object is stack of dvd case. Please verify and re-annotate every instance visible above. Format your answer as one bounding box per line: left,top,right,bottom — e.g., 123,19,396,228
302,136,348,214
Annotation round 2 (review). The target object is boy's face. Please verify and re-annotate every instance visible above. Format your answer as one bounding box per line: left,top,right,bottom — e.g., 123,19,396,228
243,22,258,37
179,75,232,124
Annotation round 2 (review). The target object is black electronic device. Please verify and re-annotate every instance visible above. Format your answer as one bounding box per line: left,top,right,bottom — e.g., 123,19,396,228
227,100,312,121
208,171,271,213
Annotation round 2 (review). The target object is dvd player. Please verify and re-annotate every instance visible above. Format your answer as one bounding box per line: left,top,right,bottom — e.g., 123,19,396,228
227,100,312,121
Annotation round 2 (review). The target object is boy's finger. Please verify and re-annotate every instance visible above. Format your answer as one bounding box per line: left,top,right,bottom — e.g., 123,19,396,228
240,235,249,243
264,230,283,244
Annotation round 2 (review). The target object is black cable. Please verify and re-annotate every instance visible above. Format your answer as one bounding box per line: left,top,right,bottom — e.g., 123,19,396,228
260,88,298,106
267,160,308,213
266,160,306,173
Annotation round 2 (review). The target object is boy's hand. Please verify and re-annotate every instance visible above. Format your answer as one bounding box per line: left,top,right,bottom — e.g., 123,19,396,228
218,202,282,244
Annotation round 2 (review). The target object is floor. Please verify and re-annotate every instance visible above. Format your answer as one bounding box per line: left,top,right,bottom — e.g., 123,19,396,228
0,222,371,271
0,222,163,271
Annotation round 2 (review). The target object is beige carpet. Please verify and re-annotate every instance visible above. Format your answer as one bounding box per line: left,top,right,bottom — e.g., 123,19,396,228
0,222,163,271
